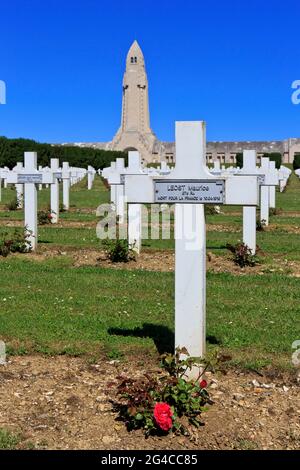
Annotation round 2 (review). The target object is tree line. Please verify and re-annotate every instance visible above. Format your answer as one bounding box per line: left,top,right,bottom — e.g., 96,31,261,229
0,136,127,169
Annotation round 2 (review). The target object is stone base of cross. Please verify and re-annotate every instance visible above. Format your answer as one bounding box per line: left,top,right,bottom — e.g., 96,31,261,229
124,121,259,379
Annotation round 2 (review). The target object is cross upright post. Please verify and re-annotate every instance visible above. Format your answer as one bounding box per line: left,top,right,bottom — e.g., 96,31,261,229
50,158,60,223
38,165,43,190
269,161,276,209
260,158,270,226
170,122,211,370
14,162,24,208
127,151,144,253
62,162,71,210
115,158,126,224
87,165,94,190
241,150,257,253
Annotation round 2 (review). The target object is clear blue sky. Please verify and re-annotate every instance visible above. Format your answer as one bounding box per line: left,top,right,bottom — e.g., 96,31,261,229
0,0,299,143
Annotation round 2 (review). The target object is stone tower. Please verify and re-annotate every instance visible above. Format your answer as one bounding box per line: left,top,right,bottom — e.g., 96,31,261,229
110,40,157,164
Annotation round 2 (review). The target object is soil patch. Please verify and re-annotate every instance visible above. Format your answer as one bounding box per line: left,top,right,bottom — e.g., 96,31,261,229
8,247,300,277
0,355,299,450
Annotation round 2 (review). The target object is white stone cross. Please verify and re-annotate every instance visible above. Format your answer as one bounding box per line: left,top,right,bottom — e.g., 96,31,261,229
102,161,117,205
126,152,144,253
279,166,291,192
50,158,60,223
259,157,279,226
124,121,258,378
269,161,276,209
62,162,71,210
102,158,126,223
87,165,95,190
240,150,259,253
13,162,24,208
38,165,43,190
6,152,54,250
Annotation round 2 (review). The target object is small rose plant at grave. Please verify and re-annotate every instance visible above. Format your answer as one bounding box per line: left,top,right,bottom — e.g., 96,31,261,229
5,196,20,211
37,209,54,225
226,242,258,268
0,228,32,257
110,348,212,436
102,239,136,263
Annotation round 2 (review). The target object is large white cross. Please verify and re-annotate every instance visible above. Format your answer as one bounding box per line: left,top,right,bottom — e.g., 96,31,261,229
124,121,258,378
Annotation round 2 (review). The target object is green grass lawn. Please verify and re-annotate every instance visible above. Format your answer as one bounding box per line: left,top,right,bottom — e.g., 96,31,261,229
0,170,300,370
0,256,298,369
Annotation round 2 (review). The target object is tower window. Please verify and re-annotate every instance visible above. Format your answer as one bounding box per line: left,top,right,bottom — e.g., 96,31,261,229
131,57,137,64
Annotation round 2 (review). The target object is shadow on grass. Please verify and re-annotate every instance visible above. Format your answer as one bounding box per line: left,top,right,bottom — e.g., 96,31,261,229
108,323,174,354
207,335,222,345
206,245,228,250
108,324,222,355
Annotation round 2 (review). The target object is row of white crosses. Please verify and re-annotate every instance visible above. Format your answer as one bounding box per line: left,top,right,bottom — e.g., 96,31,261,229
0,167,9,202
1,158,95,252
106,121,259,377
102,149,291,258
1,158,90,214
210,154,291,253
1,155,90,250
101,158,170,228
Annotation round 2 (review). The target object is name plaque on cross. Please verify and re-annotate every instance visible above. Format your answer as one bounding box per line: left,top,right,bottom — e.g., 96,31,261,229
17,174,43,184
154,179,225,204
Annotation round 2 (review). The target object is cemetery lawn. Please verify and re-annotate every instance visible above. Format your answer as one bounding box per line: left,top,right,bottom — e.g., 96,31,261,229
0,174,300,370
0,255,298,370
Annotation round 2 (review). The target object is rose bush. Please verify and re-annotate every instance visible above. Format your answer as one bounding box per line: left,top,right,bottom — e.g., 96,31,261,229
112,348,212,436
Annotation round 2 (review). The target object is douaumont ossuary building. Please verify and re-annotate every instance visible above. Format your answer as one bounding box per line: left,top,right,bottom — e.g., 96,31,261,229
70,40,300,165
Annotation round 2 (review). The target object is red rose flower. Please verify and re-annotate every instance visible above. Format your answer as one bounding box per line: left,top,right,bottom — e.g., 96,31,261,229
199,379,207,389
153,402,173,432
